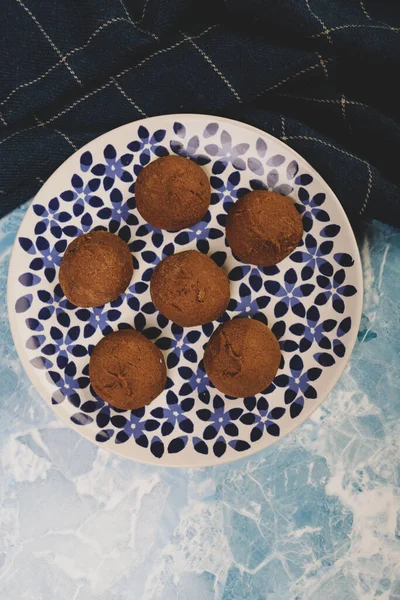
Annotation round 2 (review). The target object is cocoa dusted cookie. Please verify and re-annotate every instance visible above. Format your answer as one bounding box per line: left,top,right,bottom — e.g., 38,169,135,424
135,155,210,231
59,230,133,308
89,329,167,410
150,250,230,327
226,191,303,266
204,318,281,398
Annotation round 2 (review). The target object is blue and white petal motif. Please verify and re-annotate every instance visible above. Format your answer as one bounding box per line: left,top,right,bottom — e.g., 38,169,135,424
95,188,137,233
178,361,209,398
203,122,219,139
197,395,243,440
79,150,93,173
247,140,267,175
128,126,168,174
265,268,315,319
41,325,87,370
290,233,334,281
173,210,223,253
20,236,67,284
113,407,149,446
47,360,90,407
312,316,351,364
61,172,103,232
150,391,195,436
90,144,134,191
315,269,357,314
36,283,73,325
157,325,201,369
228,272,270,323
249,155,294,195
228,264,280,284
170,126,211,166
265,354,322,413
288,305,337,353
296,189,328,232
134,222,165,251
33,197,65,240
14,118,359,460
205,130,250,170
210,169,241,225
75,305,122,338
239,396,286,440
235,175,294,201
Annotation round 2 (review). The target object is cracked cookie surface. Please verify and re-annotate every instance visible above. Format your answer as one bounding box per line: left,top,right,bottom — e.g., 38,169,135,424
150,250,230,327
59,230,133,308
226,190,303,267
135,155,210,231
204,318,281,398
89,329,166,410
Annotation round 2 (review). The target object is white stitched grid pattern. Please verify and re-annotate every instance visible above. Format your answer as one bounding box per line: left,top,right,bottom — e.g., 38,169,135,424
282,134,370,166
317,53,329,80
277,92,371,109
15,0,83,87
360,0,372,21
0,25,218,148
54,128,78,151
282,135,374,216
1,17,158,110
360,164,373,215
281,115,286,138
310,23,400,38
180,30,242,103
117,0,158,40
305,0,333,44
115,25,218,81
33,113,78,151
255,57,333,98
0,4,392,227
112,79,148,118
341,96,346,122
140,0,151,22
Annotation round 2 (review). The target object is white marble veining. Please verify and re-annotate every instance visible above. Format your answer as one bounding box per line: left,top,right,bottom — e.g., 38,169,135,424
0,205,399,599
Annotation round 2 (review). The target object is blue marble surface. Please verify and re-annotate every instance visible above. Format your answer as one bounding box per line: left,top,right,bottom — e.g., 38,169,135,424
0,204,399,600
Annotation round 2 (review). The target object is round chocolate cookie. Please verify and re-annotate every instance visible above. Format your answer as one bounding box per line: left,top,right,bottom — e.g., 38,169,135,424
135,155,210,231
150,250,230,327
204,318,281,398
226,191,303,266
59,230,133,308
90,329,167,410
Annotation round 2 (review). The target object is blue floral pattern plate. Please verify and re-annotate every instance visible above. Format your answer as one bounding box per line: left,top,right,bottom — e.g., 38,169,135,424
7,115,363,466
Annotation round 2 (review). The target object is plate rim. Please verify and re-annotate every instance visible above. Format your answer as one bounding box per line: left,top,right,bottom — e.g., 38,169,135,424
7,113,364,467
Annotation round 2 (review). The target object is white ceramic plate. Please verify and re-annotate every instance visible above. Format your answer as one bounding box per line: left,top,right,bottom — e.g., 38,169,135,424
7,114,363,466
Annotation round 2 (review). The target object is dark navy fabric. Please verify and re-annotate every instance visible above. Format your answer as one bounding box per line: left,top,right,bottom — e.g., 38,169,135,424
0,0,399,226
